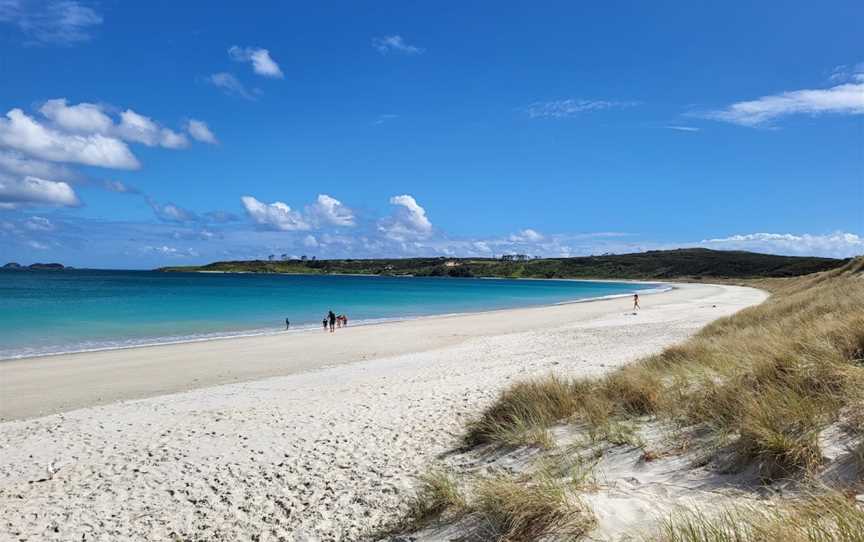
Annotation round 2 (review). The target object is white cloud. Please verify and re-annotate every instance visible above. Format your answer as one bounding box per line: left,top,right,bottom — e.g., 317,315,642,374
143,245,198,258
116,109,188,149
303,234,319,248
310,194,355,226
0,174,80,208
0,150,76,179
208,72,256,100
241,196,310,231
703,79,864,127
186,119,218,144
525,99,639,119
24,216,54,231
373,35,423,55
509,228,544,242
102,179,137,193
700,231,864,258
148,199,197,223
0,0,102,45
39,98,112,133
379,194,433,240
35,98,201,149
27,240,49,249
0,108,140,169
666,125,700,132
228,46,283,78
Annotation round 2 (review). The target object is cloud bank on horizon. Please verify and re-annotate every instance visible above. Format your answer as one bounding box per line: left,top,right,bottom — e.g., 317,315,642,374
0,1,861,266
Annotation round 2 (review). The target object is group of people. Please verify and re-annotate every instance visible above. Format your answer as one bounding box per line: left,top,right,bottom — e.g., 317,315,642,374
324,310,348,332
283,310,349,332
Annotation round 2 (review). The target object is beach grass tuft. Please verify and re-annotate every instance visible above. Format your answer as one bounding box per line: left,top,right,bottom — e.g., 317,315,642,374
405,469,468,526
472,473,595,542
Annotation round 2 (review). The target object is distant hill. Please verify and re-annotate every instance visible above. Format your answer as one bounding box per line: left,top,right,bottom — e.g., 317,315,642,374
158,249,847,280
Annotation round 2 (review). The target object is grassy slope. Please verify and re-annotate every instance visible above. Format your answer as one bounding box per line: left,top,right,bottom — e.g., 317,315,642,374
158,248,845,280
396,258,864,541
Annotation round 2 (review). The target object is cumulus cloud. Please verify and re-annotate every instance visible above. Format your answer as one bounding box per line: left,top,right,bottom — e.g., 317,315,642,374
303,234,319,248
39,98,112,133
703,78,864,127
0,150,76,179
0,174,80,209
700,231,864,258
36,98,201,149
525,99,639,119
241,196,310,231
207,72,256,100
148,199,197,223
372,35,423,55
379,194,433,240
228,46,283,78
116,110,188,149
0,108,139,169
309,194,355,227
186,119,218,144
0,0,103,45
509,228,544,243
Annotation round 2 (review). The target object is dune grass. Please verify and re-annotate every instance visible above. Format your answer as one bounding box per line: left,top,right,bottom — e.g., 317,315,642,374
657,493,864,542
404,469,468,527
464,258,864,480
400,467,596,542
472,474,595,541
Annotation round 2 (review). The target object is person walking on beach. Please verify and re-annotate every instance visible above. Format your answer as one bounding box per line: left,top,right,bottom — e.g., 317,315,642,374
633,293,640,312
328,310,336,332
285,318,290,330
323,317,328,332
342,314,349,327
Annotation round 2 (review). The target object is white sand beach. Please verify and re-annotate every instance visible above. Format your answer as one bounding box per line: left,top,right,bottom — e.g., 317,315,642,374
0,283,767,541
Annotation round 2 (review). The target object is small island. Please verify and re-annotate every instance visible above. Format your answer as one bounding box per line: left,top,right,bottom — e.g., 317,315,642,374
2,262,66,270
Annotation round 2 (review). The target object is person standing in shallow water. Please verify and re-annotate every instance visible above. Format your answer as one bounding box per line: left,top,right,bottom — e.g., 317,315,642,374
328,310,336,332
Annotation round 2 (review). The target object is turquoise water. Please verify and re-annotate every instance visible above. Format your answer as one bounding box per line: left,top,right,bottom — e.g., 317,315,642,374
0,270,659,360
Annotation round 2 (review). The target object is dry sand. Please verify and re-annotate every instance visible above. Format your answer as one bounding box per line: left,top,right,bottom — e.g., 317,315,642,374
0,283,767,541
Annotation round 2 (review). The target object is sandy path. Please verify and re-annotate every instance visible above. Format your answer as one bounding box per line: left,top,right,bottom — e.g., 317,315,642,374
0,284,766,541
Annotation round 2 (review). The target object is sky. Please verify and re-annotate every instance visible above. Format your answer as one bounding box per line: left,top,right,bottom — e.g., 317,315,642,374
0,0,862,268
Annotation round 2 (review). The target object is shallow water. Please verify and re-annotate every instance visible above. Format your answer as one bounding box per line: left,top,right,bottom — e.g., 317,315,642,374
0,269,657,359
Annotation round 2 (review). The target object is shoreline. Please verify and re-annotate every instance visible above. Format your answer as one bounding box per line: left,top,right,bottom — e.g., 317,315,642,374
2,282,690,421
0,282,768,540
0,279,666,362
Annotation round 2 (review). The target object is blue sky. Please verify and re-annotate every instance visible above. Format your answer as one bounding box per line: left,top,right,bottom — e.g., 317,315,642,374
1,0,862,268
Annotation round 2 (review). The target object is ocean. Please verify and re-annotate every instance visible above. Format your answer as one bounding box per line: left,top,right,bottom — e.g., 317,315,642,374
0,269,659,360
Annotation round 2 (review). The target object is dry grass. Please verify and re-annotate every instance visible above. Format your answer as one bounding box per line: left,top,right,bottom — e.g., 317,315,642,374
656,493,864,542
405,470,468,526
471,474,595,542
464,258,864,480
398,463,597,541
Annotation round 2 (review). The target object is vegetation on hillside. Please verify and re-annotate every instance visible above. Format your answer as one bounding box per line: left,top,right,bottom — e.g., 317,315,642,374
159,248,845,280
